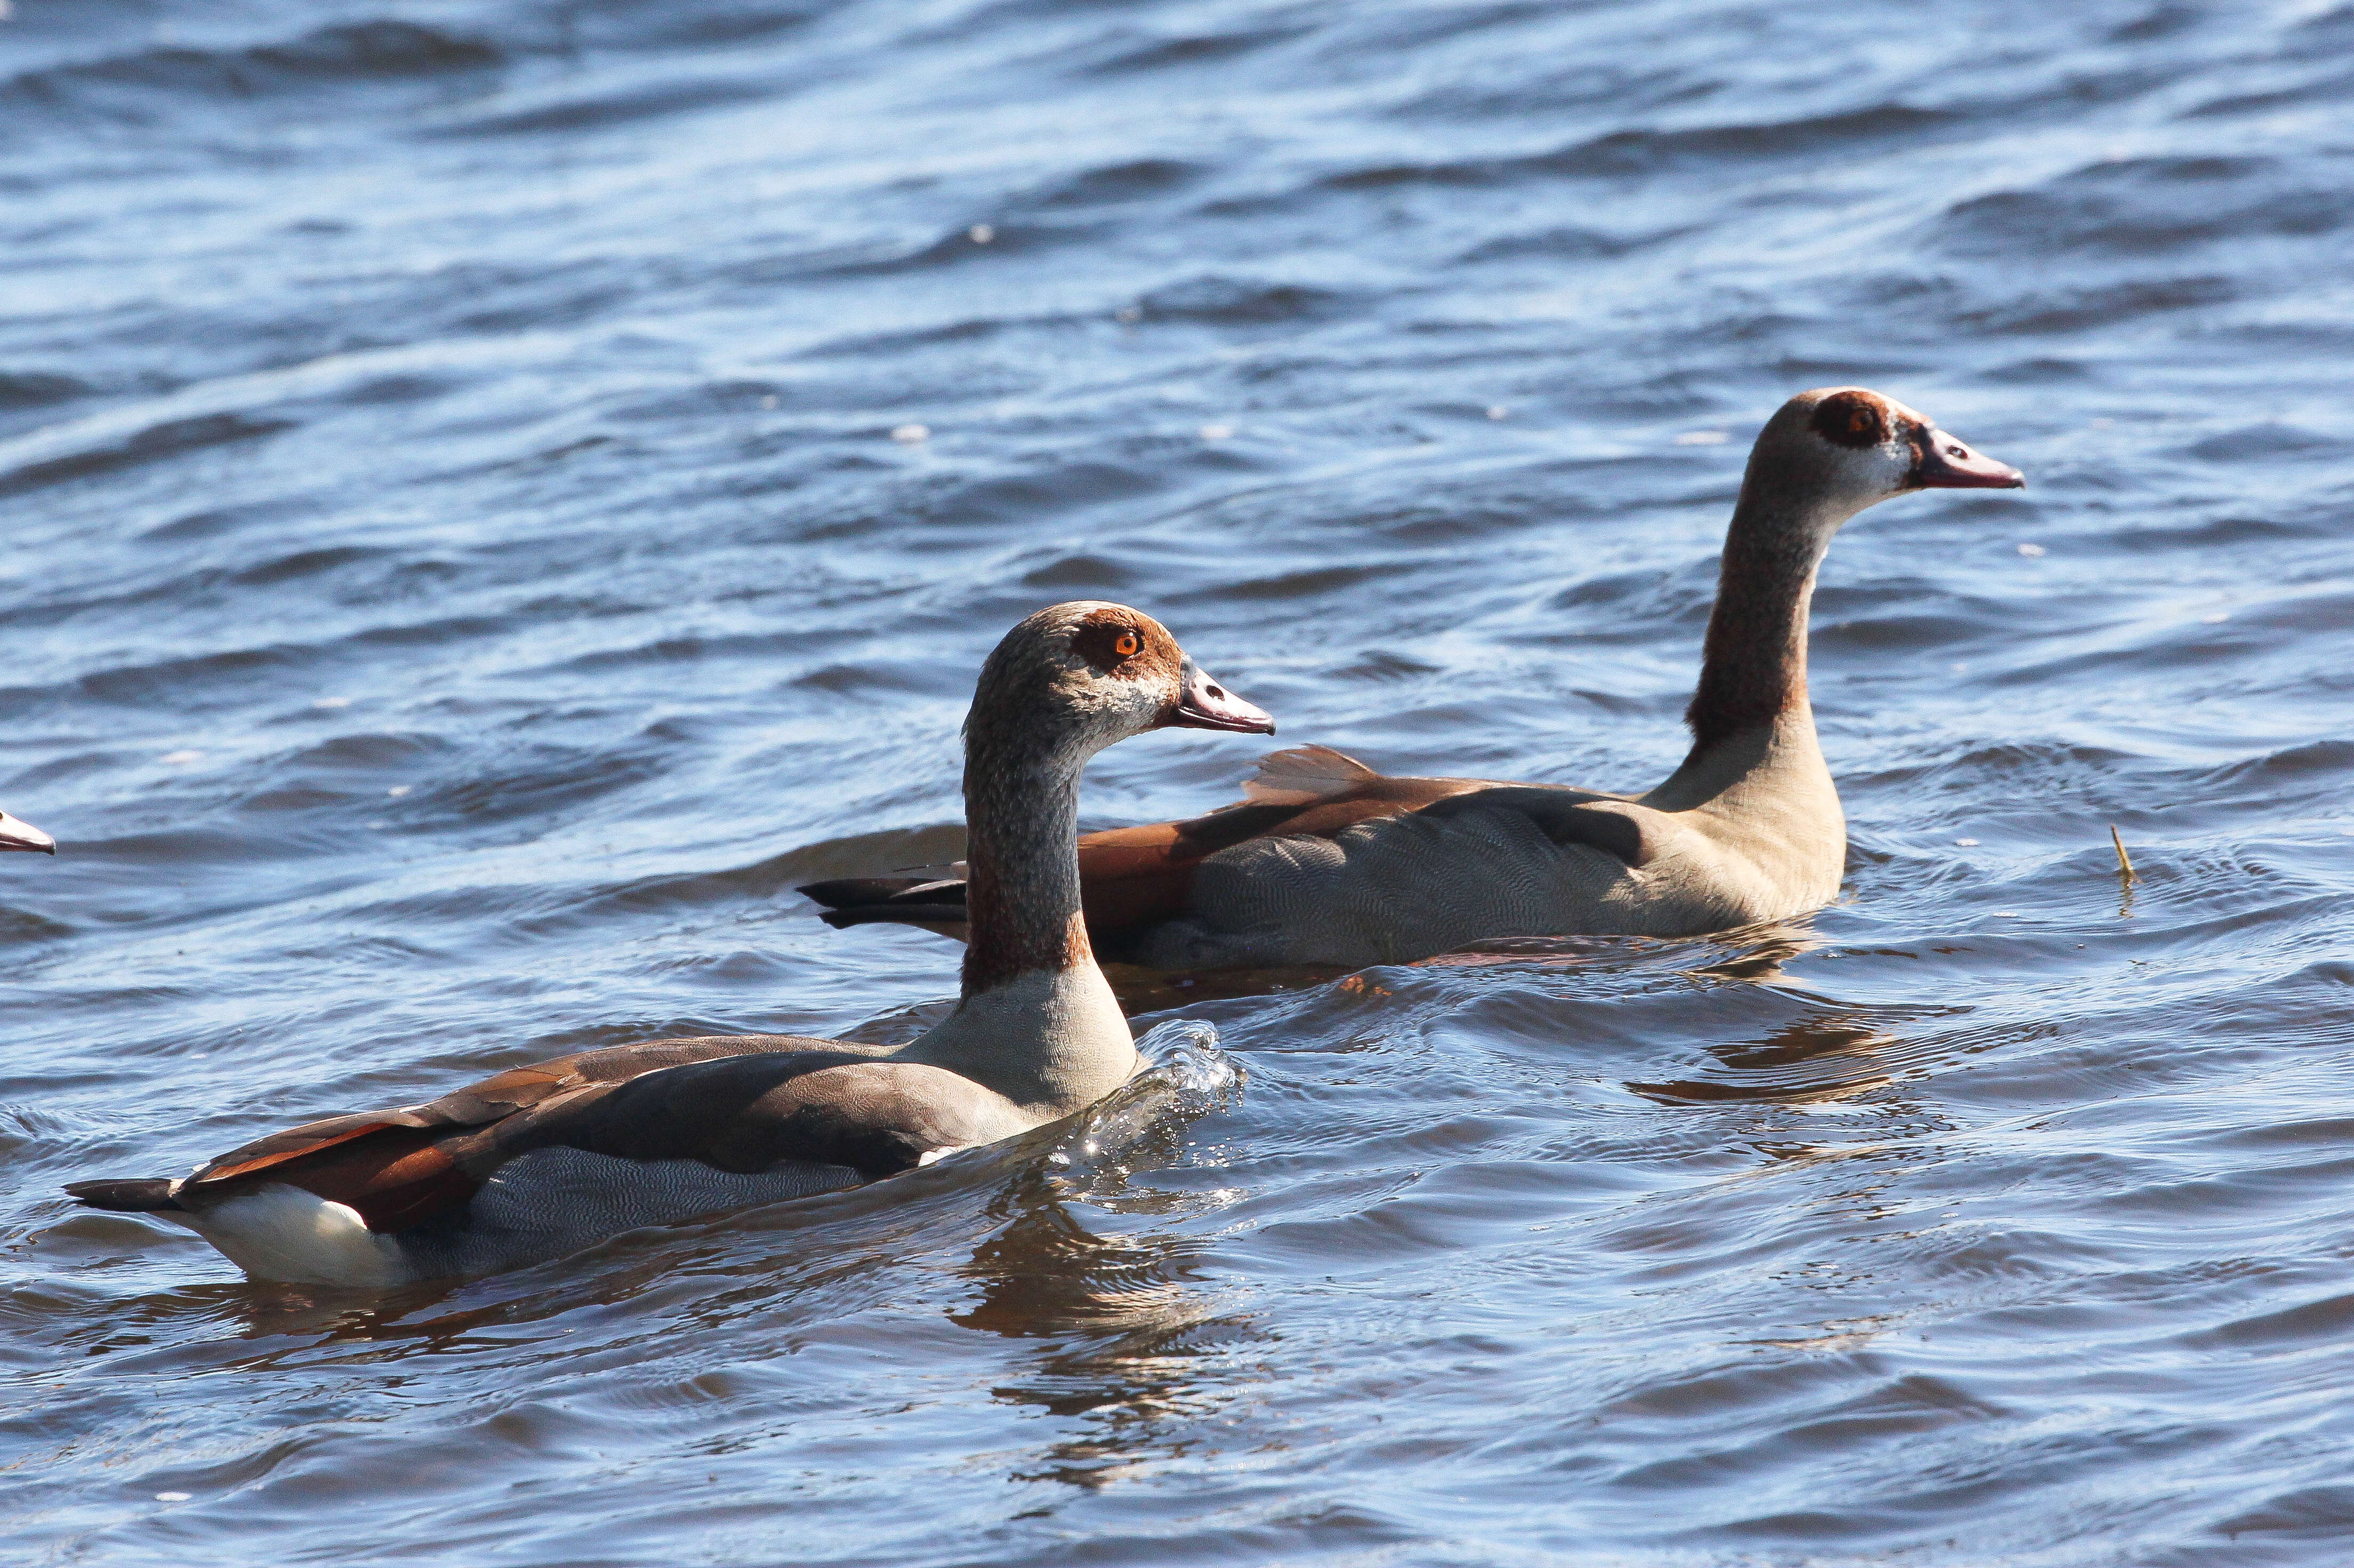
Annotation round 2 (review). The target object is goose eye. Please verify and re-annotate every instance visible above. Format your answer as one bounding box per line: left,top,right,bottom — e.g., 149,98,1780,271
1113,631,1141,658
1810,392,1887,449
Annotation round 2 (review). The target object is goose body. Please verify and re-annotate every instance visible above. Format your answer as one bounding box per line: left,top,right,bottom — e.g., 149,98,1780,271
65,602,1273,1284
1115,719,1843,970
806,388,2023,971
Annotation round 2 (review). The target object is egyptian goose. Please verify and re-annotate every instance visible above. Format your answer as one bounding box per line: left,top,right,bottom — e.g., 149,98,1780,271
804,388,2022,970
1,806,54,855
64,602,1273,1285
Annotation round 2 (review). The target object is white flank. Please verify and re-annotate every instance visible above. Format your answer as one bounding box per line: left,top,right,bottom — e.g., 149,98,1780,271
183,1183,411,1287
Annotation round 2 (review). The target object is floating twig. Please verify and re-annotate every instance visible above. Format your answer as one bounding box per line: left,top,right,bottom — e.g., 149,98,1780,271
2110,825,2139,884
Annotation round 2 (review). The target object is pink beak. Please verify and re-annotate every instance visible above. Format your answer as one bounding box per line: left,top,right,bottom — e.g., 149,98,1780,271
0,808,56,855
1913,427,2025,490
1170,659,1275,735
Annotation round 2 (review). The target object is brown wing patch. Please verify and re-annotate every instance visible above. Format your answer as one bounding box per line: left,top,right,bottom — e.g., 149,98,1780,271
179,1034,851,1232
273,1126,480,1233
183,1120,480,1233
188,1112,432,1186
187,1061,598,1191
1075,823,1211,937
1071,768,1492,946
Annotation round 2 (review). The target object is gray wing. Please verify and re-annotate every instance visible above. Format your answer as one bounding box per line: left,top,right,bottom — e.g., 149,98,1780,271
139,1034,1009,1235
1140,788,1660,970
488,1049,1017,1178
1414,786,1658,868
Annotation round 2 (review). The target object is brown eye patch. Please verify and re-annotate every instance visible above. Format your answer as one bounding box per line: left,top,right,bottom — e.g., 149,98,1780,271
1068,605,1183,683
1071,616,1146,674
1068,603,1182,683
1811,391,1889,450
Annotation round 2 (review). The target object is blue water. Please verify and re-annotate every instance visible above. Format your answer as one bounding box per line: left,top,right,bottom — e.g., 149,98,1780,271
6,2,2354,1562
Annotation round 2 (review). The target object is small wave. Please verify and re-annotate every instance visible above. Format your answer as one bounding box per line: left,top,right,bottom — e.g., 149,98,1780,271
1960,274,2237,335
1938,156,2347,258
1134,274,1349,323
2,21,502,124
415,744,671,831
1026,157,1206,209
2181,422,2347,462
1017,552,1140,592
0,370,92,409
1081,25,1311,76
1325,104,1957,190
0,411,294,499
237,21,501,79
435,75,774,138
2210,1484,2354,1543
2197,738,2354,789
2188,65,2354,118
0,903,76,945
1455,223,1678,264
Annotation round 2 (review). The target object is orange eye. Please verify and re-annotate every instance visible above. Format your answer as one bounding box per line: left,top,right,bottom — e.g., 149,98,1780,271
1849,410,1871,436
1113,631,1141,657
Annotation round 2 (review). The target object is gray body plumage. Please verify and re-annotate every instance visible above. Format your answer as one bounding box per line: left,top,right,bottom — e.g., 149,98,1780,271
362,1149,869,1280
1139,713,1843,969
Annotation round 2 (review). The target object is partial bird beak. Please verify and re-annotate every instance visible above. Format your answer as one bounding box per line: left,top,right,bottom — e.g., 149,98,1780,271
1169,659,1275,735
0,808,56,855
1913,427,2025,490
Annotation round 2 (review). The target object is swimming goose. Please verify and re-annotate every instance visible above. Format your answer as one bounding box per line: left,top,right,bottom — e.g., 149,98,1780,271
63,602,1273,1285
1,806,54,854
804,388,2022,971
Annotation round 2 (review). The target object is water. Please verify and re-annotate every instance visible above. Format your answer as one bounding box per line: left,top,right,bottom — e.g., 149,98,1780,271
4,0,2353,1561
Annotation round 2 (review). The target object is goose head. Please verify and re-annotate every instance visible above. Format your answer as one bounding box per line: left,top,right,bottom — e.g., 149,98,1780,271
0,806,54,855
1746,387,2024,542
969,601,1273,768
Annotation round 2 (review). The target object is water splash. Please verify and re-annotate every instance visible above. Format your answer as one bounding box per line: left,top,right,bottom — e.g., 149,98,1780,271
1049,1020,1245,1175
1135,1018,1245,1104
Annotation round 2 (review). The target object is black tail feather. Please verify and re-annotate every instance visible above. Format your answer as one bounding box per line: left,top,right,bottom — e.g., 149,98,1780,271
800,875,967,910
65,1178,184,1212
818,902,972,930
800,875,970,932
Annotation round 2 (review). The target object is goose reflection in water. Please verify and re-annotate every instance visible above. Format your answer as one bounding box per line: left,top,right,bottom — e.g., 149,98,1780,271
1626,1009,1925,1109
1315,920,1968,1115
953,1168,1257,1492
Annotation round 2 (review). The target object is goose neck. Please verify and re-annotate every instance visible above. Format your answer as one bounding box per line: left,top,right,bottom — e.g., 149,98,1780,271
1682,489,1843,756
899,721,1140,1117
958,734,1089,997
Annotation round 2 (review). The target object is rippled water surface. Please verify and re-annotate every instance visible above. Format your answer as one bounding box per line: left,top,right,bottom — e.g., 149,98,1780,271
7,1,2354,1562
